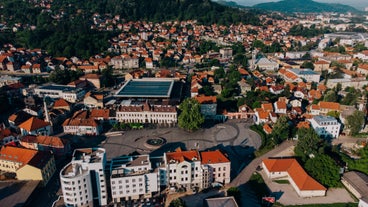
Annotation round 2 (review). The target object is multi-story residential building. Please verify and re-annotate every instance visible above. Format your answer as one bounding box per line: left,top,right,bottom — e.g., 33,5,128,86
84,92,104,108
194,95,217,116
60,148,108,207
116,102,177,126
308,115,341,139
0,146,56,186
110,155,159,203
34,84,85,103
164,149,206,191
0,127,19,146
200,150,230,185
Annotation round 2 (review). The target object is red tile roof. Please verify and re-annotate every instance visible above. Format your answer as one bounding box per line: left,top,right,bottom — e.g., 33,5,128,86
21,135,67,148
53,98,70,108
166,149,200,163
18,117,50,132
194,95,217,104
0,146,52,169
200,150,229,164
263,158,326,191
319,101,340,111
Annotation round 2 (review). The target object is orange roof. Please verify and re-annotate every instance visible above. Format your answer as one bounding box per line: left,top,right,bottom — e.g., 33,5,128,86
314,60,329,65
276,101,287,109
262,103,273,112
358,64,368,70
263,158,326,191
0,146,37,166
53,98,70,108
194,95,217,104
263,124,273,134
257,110,270,119
18,117,50,132
21,135,66,147
90,109,110,119
81,74,101,79
166,149,200,163
319,101,340,110
200,150,229,164
297,121,310,129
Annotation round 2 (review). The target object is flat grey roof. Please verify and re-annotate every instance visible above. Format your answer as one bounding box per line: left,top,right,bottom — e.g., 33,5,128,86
115,79,174,98
205,197,238,207
38,84,76,92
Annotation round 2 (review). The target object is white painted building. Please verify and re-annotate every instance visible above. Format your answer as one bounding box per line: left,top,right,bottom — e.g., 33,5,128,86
262,158,327,198
34,84,85,103
308,115,341,139
116,103,177,126
110,155,159,203
288,69,320,83
200,150,231,185
60,148,108,207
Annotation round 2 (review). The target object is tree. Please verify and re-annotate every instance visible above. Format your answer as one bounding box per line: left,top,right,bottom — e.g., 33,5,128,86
169,198,186,207
304,154,340,187
323,90,338,102
301,61,314,69
227,187,241,205
294,127,321,161
326,111,340,119
346,110,365,136
271,116,290,144
178,98,205,131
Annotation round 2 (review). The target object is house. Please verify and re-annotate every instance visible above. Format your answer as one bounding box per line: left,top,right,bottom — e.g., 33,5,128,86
18,117,52,136
254,109,269,125
200,150,231,185
84,91,104,108
62,111,102,136
313,60,330,72
20,135,71,156
194,95,217,116
318,101,340,115
308,115,341,139
0,146,56,186
274,100,287,114
262,158,327,197
79,74,102,89
8,110,34,128
341,171,368,207
357,64,368,76
0,127,19,146
53,98,71,111
263,124,273,134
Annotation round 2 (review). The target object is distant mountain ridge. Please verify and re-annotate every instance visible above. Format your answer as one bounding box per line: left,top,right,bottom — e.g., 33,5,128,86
216,0,247,8
253,0,359,13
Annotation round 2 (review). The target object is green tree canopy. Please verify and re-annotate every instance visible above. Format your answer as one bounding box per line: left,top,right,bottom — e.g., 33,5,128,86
169,198,186,207
304,154,340,187
271,116,290,144
294,127,322,161
178,98,205,131
346,110,365,136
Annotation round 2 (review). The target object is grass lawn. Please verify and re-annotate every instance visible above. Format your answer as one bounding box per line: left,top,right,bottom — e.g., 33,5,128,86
273,180,290,184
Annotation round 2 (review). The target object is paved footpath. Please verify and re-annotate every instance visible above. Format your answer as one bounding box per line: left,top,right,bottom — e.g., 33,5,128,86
229,140,296,187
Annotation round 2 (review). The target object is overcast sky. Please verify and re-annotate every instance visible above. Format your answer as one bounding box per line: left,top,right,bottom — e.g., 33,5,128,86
233,0,368,10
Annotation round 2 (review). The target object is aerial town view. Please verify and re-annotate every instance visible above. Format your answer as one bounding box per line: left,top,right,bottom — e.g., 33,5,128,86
1,0,368,207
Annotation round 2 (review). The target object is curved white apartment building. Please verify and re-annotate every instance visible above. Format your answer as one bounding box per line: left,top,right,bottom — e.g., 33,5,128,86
60,163,93,207
60,148,108,207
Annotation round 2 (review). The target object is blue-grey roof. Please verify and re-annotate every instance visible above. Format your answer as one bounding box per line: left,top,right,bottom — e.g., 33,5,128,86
290,68,318,75
39,84,77,92
313,115,337,123
115,79,174,98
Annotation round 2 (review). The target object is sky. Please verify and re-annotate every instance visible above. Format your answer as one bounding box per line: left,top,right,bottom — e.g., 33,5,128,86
233,0,368,10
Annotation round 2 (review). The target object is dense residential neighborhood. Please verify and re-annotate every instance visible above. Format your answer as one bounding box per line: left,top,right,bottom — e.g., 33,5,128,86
1,0,368,207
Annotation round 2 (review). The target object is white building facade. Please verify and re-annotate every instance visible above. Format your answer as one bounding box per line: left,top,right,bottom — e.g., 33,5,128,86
60,148,108,207
308,115,341,138
110,155,159,203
